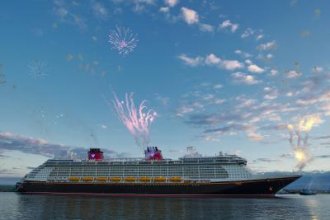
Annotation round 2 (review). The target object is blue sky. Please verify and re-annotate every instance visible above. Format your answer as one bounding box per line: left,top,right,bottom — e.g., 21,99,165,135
1,0,330,177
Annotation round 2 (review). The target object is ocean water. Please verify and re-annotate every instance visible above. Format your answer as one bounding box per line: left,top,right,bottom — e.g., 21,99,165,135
0,193,329,220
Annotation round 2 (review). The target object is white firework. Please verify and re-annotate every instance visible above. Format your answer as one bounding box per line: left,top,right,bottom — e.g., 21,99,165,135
112,92,157,148
108,26,138,56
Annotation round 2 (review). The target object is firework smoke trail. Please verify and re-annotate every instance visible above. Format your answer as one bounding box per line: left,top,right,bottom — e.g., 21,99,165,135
112,93,157,148
108,26,138,56
287,115,322,170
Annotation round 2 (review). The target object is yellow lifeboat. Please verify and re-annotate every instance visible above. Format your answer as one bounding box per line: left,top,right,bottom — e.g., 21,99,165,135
139,176,151,182
68,176,80,182
153,176,166,182
169,176,182,182
95,177,108,182
124,176,136,182
110,176,121,182
82,176,93,182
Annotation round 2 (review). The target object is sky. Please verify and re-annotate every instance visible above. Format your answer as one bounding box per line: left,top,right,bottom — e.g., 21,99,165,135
1,0,330,177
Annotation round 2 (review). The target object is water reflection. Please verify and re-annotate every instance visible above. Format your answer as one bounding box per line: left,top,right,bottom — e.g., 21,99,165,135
5,194,329,220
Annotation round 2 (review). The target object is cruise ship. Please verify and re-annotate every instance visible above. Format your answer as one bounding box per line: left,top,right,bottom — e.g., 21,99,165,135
16,147,300,197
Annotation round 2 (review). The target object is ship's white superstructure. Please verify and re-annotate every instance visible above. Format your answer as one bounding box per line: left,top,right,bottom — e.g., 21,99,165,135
17,147,301,196
24,149,251,183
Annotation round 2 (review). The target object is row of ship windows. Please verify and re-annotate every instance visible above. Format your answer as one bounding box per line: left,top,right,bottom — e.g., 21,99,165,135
48,173,240,179
50,166,234,169
48,168,246,173
48,174,230,179
32,174,250,179
31,166,249,178
30,173,250,179
50,170,230,174
50,169,234,174
42,175,251,180
50,165,243,170
45,160,244,166
49,166,230,172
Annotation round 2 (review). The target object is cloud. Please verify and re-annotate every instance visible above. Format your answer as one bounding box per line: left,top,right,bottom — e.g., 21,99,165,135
231,72,261,85
280,153,293,159
256,34,264,40
263,87,279,100
241,28,264,40
176,105,195,117
315,155,330,159
159,6,170,13
52,2,87,30
203,124,264,142
199,23,214,32
219,19,239,32
178,54,203,66
205,54,243,70
247,64,264,73
176,53,330,145
205,54,221,65
253,158,279,163
204,124,249,135
247,130,264,141
312,66,323,73
0,169,16,175
178,53,243,71
165,0,178,7
221,60,244,71
92,1,109,19
296,91,330,108
313,135,330,140
234,50,252,58
241,28,254,38
257,41,277,51
236,97,257,108
181,7,199,25
186,111,244,127
287,70,301,78
213,84,223,89
100,124,108,129
319,142,330,147
54,6,69,18
178,90,302,141
131,0,157,12
0,132,123,159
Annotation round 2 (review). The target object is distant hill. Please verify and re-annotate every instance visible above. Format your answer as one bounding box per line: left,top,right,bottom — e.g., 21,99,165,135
256,171,330,193
0,177,21,185
285,173,330,192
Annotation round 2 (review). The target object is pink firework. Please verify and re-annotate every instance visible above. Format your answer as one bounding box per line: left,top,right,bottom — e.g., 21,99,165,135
108,26,138,56
112,93,157,147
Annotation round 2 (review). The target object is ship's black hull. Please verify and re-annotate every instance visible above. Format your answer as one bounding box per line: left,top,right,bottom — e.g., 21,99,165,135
17,176,300,197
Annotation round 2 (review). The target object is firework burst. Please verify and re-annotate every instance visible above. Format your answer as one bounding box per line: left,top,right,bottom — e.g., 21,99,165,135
287,115,322,170
108,26,138,56
112,93,157,148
